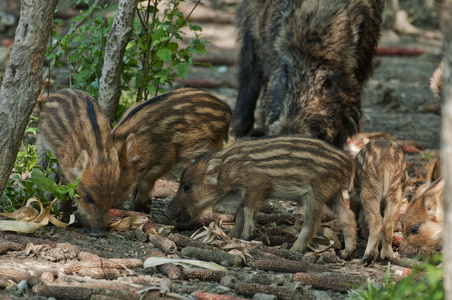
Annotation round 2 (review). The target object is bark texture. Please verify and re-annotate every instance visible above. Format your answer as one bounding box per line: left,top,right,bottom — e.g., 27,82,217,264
0,0,59,196
98,0,138,121
442,0,452,299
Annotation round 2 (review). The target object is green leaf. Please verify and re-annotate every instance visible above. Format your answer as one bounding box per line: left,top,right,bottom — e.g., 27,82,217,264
176,62,189,78
157,48,173,62
152,27,166,42
30,169,56,194
190,24,202,31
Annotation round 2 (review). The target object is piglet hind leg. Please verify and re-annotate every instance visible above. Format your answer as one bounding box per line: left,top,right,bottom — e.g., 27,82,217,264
236,188,268,240
360,187,383,265
380,190,403,262
291,191,322,254
330,193,357,260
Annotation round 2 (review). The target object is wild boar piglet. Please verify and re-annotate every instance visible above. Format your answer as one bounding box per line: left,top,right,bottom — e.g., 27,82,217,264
400,158,443,256
112,88,232,212
167,136,357,258
350,138,407,265
38,89,120,237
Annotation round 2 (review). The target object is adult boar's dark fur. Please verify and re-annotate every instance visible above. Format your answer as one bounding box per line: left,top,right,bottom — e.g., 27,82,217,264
232,0,384,148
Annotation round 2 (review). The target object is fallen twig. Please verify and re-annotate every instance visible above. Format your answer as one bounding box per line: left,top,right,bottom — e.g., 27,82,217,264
182,267,228,282
0,232,57,247
169,233,215,250
234,282,296,300
181,246,243,267
249,259,329,273
32,284,140,300
148,234,178,254
0,240,23,255
253,245,303,261
292,272,361,292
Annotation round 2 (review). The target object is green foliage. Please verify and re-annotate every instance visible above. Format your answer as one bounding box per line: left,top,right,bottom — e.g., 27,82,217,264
46,3,116,97
350,255,444,300
46,0,208,106
1,119,79,213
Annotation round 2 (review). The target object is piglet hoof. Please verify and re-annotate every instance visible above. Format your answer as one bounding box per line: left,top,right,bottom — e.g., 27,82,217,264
239,235,250,241
362,256,374,267
340,249,352,260
89,229,107,238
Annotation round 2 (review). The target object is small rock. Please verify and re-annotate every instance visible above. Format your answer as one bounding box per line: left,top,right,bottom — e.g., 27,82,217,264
220,275,238,288
311,290,333,300
252,293,277,300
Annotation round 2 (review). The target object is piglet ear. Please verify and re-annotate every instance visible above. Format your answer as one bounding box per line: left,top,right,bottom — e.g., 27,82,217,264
426,158,441,183
73,150,89,178
424,178,445,221
204,159,221,185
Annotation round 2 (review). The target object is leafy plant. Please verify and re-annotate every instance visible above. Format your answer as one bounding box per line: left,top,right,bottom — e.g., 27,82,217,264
46,2,116,97
1,119,79,213
350,255,444,300
123,0,207,102
46,0,208,106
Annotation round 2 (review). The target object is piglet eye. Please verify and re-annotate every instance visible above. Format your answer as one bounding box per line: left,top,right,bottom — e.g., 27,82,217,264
409,224,420,235
84,191,95,204
182,182,192,194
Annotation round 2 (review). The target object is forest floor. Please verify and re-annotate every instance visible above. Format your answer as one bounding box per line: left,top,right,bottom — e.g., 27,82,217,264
0,0,446,299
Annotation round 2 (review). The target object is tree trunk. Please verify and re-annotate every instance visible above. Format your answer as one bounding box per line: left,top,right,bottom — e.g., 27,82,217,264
0,0,58,197
442,0,452,299
98,0,138,121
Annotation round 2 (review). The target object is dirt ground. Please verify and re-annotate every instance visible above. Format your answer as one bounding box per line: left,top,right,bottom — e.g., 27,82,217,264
0,0,446,299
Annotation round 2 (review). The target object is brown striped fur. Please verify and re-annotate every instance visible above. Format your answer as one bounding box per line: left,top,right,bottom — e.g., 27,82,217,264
112,88,232,212
38,89,120,237
400,159,443,256
349,139,407,265
167,136,357,258
232,0,384,148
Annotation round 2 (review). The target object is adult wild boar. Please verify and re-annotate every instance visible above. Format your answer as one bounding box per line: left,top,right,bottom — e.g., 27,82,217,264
232,0,384,148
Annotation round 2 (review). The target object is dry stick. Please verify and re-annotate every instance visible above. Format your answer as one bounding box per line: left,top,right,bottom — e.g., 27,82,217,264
168,233,215,250
148,234,178,254
192,291,248,300
0,268,32,283
156,263,183,280
78,267,121,280
234,282,293,300
64,258,142,275
181,247,243,267
0,233,57,247
246,248,286,261
0,240,23,255
249,259,329,273
253,245,303,261
292,272,361,293
182,268,229,282
32,284,140,300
